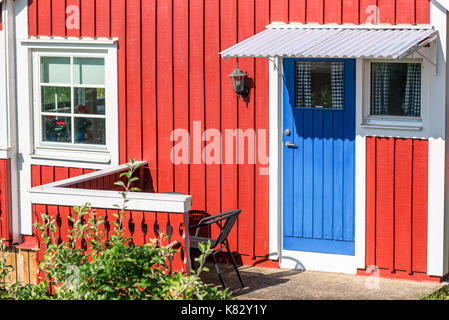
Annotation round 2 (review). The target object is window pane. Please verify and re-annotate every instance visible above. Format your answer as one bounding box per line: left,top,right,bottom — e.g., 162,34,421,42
75,117,106,145
295,61,344,109
40,57,71,84
41,86,71,113
74,88,105,115
73,58,105,85
370,62,421,117
42,116,72,143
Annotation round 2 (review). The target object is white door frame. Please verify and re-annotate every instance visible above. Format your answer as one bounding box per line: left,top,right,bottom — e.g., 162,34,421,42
267,56,364,274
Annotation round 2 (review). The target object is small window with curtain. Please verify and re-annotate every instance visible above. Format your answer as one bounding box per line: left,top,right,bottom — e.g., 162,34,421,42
295,61,344,109
370,62,421,117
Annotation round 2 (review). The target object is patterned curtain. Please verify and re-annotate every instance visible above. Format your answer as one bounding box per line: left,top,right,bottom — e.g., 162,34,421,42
371,63,390,115
295,62,311,108
403,64,421,117
331,62,344,109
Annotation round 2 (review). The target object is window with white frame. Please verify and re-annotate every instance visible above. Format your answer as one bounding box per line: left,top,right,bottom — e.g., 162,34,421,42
369,61,422,118
38,55,106,146
30,46,118,165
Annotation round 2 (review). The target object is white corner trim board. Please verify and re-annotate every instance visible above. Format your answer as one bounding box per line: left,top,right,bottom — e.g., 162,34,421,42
29,161,193,214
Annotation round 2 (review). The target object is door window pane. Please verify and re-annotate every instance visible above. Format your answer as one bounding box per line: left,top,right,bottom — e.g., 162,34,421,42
42,116,72,143
73,58,105,85
74,117,106,145
370,62,421,117
295,61,344,109
41,86,71,113
74,88,106,115
40,57,71,84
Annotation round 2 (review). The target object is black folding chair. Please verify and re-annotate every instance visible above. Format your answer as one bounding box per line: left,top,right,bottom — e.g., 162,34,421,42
189,209,245,289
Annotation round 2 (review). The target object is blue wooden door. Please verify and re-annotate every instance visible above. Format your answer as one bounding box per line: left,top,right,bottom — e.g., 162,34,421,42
282,58,356,255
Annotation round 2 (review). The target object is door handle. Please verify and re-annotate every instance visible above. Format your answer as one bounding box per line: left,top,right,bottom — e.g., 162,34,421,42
285,141,297,148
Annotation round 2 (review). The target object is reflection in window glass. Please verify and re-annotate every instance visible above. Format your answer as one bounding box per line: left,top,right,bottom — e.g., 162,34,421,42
41,86,71,113
42,116,72,143
75,117,106,145
73,58,105,85
40,57,71,84
370,62,421,117
74,88,106,115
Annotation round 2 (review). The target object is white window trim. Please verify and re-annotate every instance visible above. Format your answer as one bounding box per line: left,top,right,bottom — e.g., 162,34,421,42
361,58,424,131
21,39,119,167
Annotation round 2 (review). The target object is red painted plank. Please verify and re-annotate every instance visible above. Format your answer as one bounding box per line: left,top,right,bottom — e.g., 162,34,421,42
66,0,81,37
54,166,69,182
412,139,428,273
270,0,289,22
307,0,325,23
0,4,3,31
325,0,343,24
342,0,360,24
415,0,430,24
125,0,142,160
289,0,306,23
0,160,10,241
365,137,377,268
95,0,110,38
69,167,83,178
220,0,239,251
173,0,189,195
52,0,66,37
378,0,396,24
157,0,174,192
131,211,145,246
204,0,221,224
38,0,52,36
80,0,95,38
254,0,270,258
396,0,416,24
110,0,127,164
29,1,39,37
41,166,55,185
58,206,71,243
394,139,413,273
237,0,255,257
141,0,158,191
31,165,41,187
375,137,395,270
189,0,206,211
359,0,379,24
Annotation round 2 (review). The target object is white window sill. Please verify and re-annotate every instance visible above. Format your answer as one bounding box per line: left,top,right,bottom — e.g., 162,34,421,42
361,118,423,131
30,148,111,164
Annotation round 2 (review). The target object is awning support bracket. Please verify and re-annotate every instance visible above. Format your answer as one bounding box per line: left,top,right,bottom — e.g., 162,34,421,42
397,34,438,75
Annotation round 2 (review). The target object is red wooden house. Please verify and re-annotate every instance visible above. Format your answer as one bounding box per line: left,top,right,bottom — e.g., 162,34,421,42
1,0,449,284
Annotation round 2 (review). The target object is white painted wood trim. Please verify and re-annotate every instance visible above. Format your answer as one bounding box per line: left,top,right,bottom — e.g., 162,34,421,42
268,57,282,260
354,136,366,269
21,38,118,49
280,250,357,274
266,22,434,30
15,0,33,236
428,138,446,276
426,0,448,277
29,161,192,214
355,59,366,269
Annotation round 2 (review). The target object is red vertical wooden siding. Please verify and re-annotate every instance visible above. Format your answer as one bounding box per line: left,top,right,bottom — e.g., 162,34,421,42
0,160,11,242
27,0,429,267
363,137,430,279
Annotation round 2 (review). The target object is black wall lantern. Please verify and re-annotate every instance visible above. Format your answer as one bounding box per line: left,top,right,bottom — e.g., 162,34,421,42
229,63,249,100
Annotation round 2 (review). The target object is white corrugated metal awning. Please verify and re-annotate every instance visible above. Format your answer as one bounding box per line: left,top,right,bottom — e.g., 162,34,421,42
220,27,438,60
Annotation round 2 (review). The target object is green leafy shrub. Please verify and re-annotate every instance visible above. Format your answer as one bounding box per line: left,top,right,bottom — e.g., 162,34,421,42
0,160,231,300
